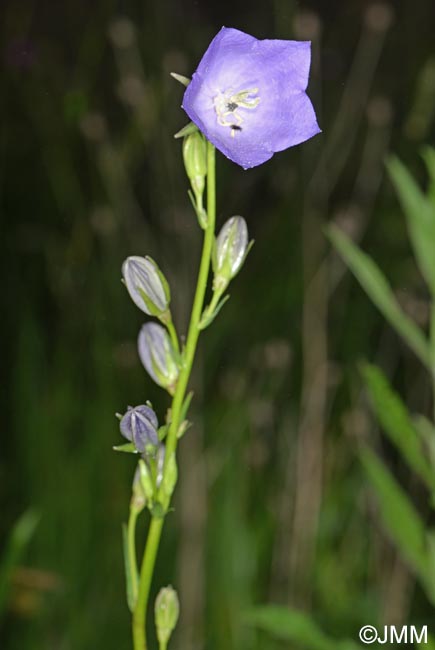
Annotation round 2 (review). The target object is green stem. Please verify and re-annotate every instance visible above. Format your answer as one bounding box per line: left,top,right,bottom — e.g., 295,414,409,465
127,506,140,604
166,318,180,355
132,141,216,650
202,287,224,324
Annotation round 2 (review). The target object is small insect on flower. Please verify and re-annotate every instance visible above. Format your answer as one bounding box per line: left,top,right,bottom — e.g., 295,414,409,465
182,27,321,169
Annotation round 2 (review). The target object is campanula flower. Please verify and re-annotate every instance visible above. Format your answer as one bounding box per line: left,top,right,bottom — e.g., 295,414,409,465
119,404,159,452
182,27,320,169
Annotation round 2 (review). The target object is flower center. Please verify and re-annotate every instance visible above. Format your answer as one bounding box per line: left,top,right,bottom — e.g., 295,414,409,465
213,88,260,137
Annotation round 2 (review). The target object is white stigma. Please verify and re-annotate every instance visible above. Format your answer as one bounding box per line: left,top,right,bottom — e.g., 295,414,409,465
213,88,260,137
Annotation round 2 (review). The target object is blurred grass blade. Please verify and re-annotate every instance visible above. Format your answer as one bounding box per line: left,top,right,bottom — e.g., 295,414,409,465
414,415,435,477
0,510,39,615
361,448,428,576
422,146,435,204
245,606,359,650
362,363,435,490
328,225,431,369
387,156,435,295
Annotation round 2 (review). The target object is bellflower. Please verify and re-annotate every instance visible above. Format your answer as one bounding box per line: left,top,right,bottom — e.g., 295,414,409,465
182,27,320,169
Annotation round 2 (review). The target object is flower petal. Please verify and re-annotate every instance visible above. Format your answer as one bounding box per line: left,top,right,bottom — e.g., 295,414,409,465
182,27,320,168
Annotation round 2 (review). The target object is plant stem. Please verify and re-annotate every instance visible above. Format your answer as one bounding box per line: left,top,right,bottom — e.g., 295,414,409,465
166,318,180,355
128,506,140,605
132,141,216,650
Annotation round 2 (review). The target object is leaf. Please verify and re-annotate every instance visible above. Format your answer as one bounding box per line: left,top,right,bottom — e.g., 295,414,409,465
187,189,208,229
362,363,435,490
361,448,428,576
422,146,435,199
113,442,138,453
414,415,435,472
198,295,230,330
0,510,39,616
328,225,431,369
180,390,194,423
122,524,137,612
174,122,197,139
387,156,435,295
245,606,359,650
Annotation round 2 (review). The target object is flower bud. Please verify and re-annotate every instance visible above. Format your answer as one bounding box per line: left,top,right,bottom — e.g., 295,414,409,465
213,216,249,292
183,131,207,197
161,453,178,500
120,405,159,453
138,459,154,503
155,586,180,647
131,464,147,511
122,256,170,318
138,323,179,394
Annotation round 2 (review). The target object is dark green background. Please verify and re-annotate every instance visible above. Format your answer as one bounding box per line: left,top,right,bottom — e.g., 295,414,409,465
2,1,435,648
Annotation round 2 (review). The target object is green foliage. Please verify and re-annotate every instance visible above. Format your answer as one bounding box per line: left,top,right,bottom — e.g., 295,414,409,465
361,363,435,491
0,511,39,617
245,606,359,650
387,156,435,295
327,225,431,368
360,449,428,578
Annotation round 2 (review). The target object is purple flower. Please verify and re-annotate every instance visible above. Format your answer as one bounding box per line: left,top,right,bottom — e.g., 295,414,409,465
120,404,159,452
182,27,320,169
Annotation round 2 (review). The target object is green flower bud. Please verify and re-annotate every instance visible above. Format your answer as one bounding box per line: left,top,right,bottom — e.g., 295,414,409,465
122,256,170,319
138,459,154,503
155,586,180,647
131,465,147,512
161,453,178,500
138,323,180,394
213,216,249,292
183,132,207,197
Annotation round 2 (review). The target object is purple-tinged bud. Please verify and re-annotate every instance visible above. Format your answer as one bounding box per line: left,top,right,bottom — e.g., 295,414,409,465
138,323,180,394
213,216,249,292
120,404,159,453
155,586,180,647
122,256,170,318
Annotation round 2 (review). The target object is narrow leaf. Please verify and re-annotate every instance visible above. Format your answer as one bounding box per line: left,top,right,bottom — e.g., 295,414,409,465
362,363,435,490
0,510,39,615
361,448,428,576
328,225,431,369
199,295,230,330
387,156,435,295
174,122,197,139
245,606,359,650
113,442,138,454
